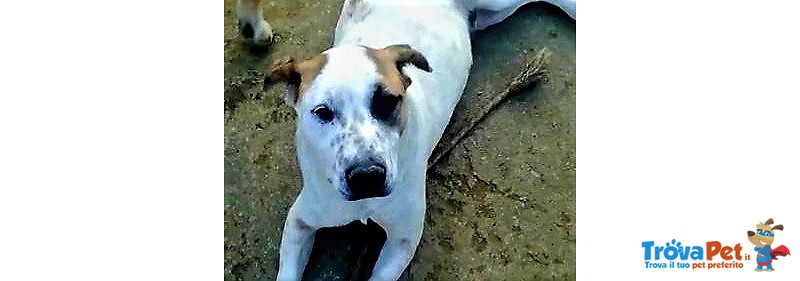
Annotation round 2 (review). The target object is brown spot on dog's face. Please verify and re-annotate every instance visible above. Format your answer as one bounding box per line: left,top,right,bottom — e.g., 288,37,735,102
364,44,431,96
370,85,402,127
265,53,328,105
363,44,431,133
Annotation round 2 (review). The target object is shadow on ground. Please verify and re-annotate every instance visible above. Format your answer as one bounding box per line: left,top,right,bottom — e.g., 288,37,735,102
224,0,575,280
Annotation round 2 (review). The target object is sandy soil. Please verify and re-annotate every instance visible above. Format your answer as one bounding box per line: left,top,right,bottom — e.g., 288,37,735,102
224,1,575,280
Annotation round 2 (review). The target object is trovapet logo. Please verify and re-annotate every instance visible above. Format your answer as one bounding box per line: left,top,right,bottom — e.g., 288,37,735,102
641,239,746,270
641,217,791,271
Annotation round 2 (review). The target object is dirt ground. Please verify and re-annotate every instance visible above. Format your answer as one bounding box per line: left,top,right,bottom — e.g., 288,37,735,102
224,1,575,280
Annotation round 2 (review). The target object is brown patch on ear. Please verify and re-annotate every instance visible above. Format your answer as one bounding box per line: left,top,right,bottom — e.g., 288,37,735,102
365,44,432,96
265,54,328,105
772,224,784,231
384,44,432,72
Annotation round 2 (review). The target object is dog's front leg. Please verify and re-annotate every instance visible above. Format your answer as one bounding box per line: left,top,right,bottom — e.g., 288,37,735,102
276,202,316,281
369,205,424,281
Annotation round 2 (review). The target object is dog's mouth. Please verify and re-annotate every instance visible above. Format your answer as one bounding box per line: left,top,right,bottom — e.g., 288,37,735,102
345,187,390,201
338,176,392,201
338,180,390,201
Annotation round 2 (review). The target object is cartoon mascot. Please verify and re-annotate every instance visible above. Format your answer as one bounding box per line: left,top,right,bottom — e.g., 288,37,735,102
747,218,791,272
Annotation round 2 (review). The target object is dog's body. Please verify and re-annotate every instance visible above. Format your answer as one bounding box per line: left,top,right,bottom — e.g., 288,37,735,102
266,1,576,280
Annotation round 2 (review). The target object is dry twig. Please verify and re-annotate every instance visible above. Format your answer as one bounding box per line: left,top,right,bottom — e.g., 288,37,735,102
428,48,551,169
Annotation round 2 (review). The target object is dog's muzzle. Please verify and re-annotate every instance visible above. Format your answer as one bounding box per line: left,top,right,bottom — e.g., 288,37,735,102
345,159,389,201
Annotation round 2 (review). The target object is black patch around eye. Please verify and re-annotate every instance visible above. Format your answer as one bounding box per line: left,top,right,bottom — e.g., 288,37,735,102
312,105,334,123
370,85,401,124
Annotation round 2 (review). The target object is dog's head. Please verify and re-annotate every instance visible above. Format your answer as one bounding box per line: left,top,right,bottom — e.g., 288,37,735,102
266,44,431,201
747,218,783,247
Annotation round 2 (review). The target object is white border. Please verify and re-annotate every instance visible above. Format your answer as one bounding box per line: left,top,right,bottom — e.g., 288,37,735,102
1,1,222,280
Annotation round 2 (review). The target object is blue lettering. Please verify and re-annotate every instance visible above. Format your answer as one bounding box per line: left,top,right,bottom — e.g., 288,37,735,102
664,245,678,260
644,240,705,261
690,246,703,260
642,241,654,260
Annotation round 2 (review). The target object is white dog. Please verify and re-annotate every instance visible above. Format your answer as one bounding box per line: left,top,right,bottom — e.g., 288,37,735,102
265,0,575,280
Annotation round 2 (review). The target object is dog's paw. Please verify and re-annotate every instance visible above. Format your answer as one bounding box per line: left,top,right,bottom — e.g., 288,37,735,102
236,0,273,46
238,18,273,45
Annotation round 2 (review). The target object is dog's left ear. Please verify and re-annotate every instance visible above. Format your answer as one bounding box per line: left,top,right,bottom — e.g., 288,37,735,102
383,44,433,73
772,224,784,231
374,44,432,91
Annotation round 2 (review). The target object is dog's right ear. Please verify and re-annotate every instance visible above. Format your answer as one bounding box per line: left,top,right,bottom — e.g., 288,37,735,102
772,224,784,231
765,218,775,225
264,54,328,106
265,58,302,106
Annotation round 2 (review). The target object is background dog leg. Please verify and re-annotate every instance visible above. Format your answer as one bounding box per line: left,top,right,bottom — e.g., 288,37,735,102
276,211,316,281
236,0,273,45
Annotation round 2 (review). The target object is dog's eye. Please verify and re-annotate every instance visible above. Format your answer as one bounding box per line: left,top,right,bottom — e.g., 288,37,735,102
312,105,334,123
370,86,401,122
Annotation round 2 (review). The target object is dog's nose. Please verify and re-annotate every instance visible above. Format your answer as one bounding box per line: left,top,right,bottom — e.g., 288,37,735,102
239,21,255,39
747,230,755,237
345,162,387,201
